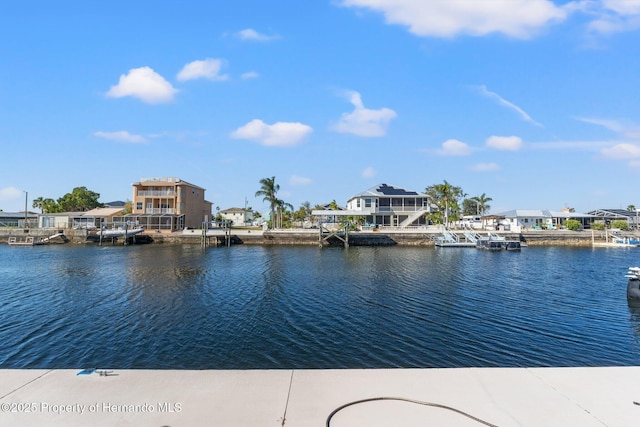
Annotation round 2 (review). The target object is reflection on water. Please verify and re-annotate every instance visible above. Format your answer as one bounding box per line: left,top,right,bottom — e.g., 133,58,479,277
1,244,640,369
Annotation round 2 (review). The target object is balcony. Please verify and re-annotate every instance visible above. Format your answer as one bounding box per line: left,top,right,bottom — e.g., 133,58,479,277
145,208,176,214
137,190,176,197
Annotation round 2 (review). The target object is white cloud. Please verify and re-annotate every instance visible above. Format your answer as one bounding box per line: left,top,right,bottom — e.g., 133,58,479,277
0,186,22,203
339,0,568,38
230,119,313,147
576,116,640,139
331,91,397,137
362,166,376,178
93,131,147,144
474,85,542,127
486,135,523,151
106,67,178,104
177,58,228,82
236,28,279,41
586,0,640,34
601,143,640,159
470,163,501,172
290,175,312,186
241,71,260,80
437,139,473,156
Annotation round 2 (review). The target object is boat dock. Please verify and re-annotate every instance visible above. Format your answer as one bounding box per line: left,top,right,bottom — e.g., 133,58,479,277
1,367,639,426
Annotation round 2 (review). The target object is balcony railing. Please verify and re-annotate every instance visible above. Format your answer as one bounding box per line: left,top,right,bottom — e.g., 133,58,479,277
145,208,176,214
137,190,176,197
365,206,427,213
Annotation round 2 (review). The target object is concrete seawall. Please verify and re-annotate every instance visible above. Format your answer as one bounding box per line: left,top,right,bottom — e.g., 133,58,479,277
0,228,634,247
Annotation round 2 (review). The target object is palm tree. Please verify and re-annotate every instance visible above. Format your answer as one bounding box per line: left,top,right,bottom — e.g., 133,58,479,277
425,180,464,227
32,197,44,213
274,198,294,229
255,176,280,229
471,193,493,217
470,193,493,229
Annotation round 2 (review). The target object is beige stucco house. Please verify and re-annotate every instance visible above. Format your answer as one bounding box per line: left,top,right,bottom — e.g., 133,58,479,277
115,177,212,232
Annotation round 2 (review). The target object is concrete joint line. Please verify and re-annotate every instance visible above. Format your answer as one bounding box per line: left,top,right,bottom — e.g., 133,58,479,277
0,369,54,400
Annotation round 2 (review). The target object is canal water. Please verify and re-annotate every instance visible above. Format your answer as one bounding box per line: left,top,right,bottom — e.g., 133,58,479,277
1,244,639,369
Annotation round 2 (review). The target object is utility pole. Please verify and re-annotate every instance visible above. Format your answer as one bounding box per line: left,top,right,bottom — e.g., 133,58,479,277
23,191,28,228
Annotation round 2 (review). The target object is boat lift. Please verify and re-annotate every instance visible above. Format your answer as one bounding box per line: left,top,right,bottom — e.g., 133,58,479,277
311,210,371,248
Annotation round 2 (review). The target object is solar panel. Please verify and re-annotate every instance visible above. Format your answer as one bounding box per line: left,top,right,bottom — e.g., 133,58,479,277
376,184,418,196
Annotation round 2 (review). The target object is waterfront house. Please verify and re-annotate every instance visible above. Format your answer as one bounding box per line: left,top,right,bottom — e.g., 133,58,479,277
115,177,212,232
39,212,86,229
587,208,639,229
346,183,431,227
494,209,596,232
0,211,38,228
219,207,255,226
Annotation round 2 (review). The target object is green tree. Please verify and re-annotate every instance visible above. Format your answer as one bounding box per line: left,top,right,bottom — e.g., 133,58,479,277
274,198,294,229
425,180,464,227
57,187,102,212
32,197,59,213
255,177,280,230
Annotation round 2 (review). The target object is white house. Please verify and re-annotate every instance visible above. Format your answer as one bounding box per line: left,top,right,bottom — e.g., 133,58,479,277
346,183,431,227
219,207,254,226
495,209,596,232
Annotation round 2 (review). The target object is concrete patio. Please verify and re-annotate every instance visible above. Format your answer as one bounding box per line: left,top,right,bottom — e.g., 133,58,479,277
1,367,639,426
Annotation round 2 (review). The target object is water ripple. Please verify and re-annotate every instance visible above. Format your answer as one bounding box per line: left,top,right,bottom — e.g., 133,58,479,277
1,244,640,368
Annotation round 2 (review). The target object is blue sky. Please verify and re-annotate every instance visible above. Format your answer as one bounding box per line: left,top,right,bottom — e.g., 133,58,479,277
2,0,640,215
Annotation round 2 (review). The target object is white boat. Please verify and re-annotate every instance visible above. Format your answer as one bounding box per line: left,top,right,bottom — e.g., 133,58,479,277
625,267,640,300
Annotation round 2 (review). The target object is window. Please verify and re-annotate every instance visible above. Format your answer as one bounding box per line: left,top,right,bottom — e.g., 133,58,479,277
136,202,142,210
356,199,361,208
365,198,372,208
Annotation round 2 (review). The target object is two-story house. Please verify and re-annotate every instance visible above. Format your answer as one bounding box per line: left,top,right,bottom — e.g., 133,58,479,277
219,207,255,226
117,177,212,232
346,183,431,227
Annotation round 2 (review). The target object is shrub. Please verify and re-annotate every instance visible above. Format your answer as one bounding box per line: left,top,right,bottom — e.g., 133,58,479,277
565,219,581,231
611,220,630,231
591,222,606,230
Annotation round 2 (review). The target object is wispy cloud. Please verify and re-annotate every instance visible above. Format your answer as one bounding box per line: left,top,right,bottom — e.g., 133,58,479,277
230,119,313,147
576,116,640,139
290,175,312,186
330,90,397,137
177,58,228,82
486,135,524,151
586,0,640,34
0,186,23,203
241,71,259,80
235,28,280,41
601,143,640,159
338,0,569,39
470,162,501,172
436,139,473,156
93,131,147,144
361,166,376,178
474,85,543,127
106,67,177,104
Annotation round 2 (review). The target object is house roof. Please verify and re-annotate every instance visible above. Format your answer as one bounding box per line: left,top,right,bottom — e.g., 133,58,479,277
348,183,425,200
135,177,205,191
102,201,126,207
587,208,637,218
0,211,38,218
220,207,249,213
83,207,125,217
495,209,596,218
